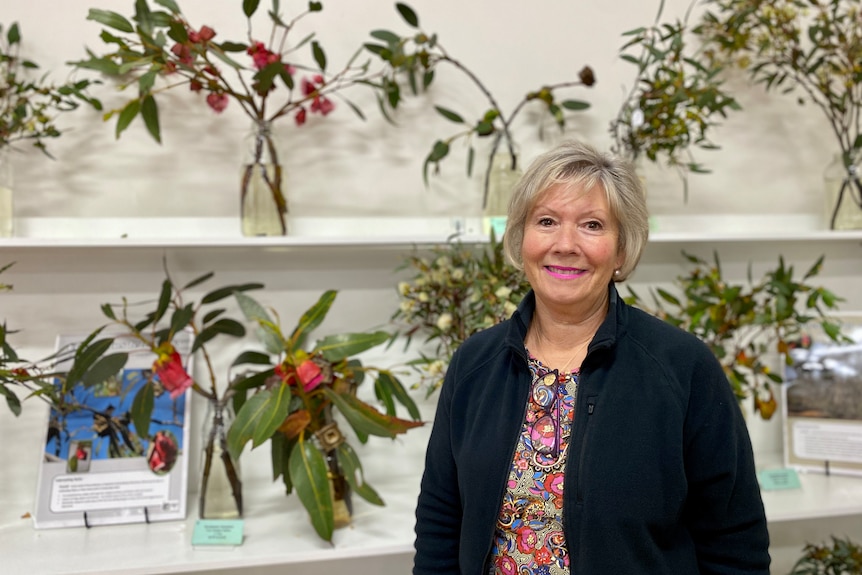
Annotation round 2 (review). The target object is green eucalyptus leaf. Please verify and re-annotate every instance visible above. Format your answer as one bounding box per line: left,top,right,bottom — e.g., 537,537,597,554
243,0,261,18
427,140,449,162
336,443,383,506
7,23,21,45
232,367,275,391
252,383,291,448
169,303,195,335
290,291,337,349
115,99,141,140
322,388,424,440
311,40,327,71
289,436,333,541
182,271,214,290
434,105,465,124
154,0,181,14
376,370,421,420
131,380,155,439
227,389,271,459
0,386,22,417
87,9,135,34
202,283,264,304
141,95,161,143
81,352,129,388
67,338,114,387
561,99,590,111
192,319,246,352
315,331,390,363
396,3,419,27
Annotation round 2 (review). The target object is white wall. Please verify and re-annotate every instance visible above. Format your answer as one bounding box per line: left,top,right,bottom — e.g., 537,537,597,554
3,0,839,222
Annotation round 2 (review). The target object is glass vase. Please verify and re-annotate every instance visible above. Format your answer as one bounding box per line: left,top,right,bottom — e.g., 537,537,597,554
199,398,243,519
241,121,287,237
0,147,13,237
325,449,353,529
824,151,862,230
482,133,522,237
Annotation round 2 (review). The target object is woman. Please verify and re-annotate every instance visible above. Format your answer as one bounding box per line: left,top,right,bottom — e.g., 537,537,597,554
413,140,770,574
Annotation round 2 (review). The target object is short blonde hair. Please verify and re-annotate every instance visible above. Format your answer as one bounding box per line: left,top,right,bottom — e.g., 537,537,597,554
502,140,649,282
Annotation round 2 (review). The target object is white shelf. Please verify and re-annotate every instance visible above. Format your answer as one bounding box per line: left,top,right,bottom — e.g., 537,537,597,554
0,397,432,575
4,215,862,248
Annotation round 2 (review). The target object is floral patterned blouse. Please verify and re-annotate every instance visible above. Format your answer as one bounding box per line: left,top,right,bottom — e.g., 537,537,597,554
490,352,578,575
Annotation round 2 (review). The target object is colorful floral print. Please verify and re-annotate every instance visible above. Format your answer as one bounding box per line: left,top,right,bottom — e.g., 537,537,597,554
491,353,577,575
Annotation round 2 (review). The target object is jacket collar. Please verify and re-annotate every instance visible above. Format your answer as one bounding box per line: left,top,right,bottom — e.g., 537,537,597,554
507,283,623,361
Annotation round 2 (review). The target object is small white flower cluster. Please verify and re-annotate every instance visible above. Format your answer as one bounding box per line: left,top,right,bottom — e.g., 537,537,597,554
392,239,530,394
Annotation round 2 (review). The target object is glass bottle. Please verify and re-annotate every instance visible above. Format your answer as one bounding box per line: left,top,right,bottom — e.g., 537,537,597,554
241,121,287,236
482,133,523,237
0,147,13,237
199,398,242,519
823,151,862,230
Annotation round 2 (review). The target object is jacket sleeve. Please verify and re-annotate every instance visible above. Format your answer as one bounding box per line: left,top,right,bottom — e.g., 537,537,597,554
413,348,464,575
682,349,771,574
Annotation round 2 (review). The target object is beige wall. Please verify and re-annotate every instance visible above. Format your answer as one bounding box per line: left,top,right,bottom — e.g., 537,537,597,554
4,0,836,223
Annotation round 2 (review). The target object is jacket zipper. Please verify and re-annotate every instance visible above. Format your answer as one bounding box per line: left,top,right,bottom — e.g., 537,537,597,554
576,397,596,504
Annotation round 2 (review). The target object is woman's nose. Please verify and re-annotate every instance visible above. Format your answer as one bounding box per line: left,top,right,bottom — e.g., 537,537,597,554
553,224,580,254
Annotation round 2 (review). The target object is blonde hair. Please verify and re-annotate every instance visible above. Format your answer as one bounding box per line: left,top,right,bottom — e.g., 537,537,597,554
502,140,649,281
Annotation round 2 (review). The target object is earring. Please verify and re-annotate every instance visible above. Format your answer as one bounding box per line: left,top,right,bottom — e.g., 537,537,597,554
614,269,620,276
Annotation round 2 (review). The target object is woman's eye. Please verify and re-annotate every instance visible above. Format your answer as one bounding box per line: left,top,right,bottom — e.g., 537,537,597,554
585,220,602,230
538,217,554,226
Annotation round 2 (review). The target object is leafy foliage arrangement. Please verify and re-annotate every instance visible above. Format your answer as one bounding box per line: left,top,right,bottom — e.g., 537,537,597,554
610,0,739,198
392,232,530,395
226,289,423,542
625,251,846,419
72,0,392,233
790,536,862,575
695,0,862,224
365,3,595,206
2,259,422,542
1,22,99,154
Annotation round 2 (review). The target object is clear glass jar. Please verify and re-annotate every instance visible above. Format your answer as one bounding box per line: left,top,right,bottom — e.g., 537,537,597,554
199,398,242,519
241,121,287,236
482,133,522,237
0,147,13,237
823,152,862,230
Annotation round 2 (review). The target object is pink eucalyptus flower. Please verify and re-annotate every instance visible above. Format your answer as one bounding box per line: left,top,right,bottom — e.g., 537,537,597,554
162,61,177,74
247,41,279,70
198,25,216,42
189,79,203,92
170,43,193,66
296,359,324,392
311,95,335,115
206,92,229,113
302,77,318,96
295,107,307,126
153,346,193,400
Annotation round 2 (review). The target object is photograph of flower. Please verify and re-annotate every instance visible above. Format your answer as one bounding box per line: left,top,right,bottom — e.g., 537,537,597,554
44,368,187,465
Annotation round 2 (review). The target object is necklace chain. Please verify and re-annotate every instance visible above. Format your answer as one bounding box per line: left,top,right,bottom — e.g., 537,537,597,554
530,323,592,374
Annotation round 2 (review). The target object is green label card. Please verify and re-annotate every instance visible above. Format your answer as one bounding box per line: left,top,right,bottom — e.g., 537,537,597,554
192,519,244,546
757,468,802,491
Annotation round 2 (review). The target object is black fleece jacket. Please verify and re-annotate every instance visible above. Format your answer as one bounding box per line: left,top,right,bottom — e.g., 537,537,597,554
413,285,770,574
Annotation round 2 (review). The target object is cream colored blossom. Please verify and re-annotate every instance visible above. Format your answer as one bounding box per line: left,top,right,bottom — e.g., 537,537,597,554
400,300,415,314
426,359,445,376
397,281,411,296
495,286,512,299
504,301,518,317
436,313,453,331
418,292,430,303
451,267,465,280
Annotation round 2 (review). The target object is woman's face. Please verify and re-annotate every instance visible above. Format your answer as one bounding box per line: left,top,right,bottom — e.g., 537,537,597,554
521,181,622,318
